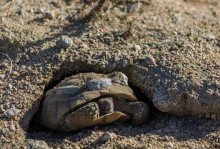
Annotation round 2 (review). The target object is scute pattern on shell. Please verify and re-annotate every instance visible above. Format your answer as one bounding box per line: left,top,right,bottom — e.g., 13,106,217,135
38,72,149,132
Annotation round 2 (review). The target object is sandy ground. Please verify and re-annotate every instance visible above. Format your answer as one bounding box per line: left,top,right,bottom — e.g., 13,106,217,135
0,0,220,148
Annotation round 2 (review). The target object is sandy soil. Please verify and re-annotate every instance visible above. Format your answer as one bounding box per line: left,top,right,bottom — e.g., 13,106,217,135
0,0,220,148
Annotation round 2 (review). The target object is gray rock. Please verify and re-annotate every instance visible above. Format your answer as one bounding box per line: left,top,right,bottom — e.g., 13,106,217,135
4,106,20,119
204,34,215,41
99,132,117,143
126,2,142,13
2,128,10,135
142,55,156,66
65,0,73,5
56,36,73,49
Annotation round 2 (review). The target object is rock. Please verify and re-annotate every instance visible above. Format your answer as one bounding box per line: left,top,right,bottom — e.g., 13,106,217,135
65,0,73,6
2,128,10,135
126,2,142,13
56,36,73,49
204,34,216,41
44,11,54,20
8,83,13,89
25,139,49,149
142,55,156,66
4,106,20,119
165,142,174,148
99,132,117,143
134,44,141,51
0,74,5,79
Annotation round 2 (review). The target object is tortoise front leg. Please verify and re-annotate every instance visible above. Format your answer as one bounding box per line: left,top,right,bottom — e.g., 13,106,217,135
113,98,150,126
62,102,130,132
98,97,114,115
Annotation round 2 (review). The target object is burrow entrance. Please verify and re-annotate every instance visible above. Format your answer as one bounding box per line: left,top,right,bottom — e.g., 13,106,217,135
27,70,163,138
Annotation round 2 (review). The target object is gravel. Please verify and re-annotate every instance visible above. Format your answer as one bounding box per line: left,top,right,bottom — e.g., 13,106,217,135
0,0,220,148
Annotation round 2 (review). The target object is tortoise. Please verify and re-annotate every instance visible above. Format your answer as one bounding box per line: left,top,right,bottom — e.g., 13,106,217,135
38,72,149,132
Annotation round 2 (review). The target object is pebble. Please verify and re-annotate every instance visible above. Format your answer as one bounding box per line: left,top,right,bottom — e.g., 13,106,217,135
134,44,141,51
0,74,5,79
1,1,220,149
5,101,11,109
204,34,215,41
25,139,49,149
44,11,55,20
65,0,73,6
8,83,13,90
99,132,117,143
126,2,142,13
165,142,174,148
56,36,73,49
2,128,10,135
4,106,20,119
143,55,156,66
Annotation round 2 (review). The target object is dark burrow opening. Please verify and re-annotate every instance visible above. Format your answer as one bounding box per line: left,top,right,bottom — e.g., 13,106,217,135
27,71,164,141
25,71,220,146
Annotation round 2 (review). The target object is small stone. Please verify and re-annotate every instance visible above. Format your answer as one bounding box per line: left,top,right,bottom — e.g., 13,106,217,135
144,55,156,66
0,74,5,79
126,2,142,13
71,144,80,149
25,139,49,149
5,101,11,109
2,128,10,135
44,11,55,20
134,44,141,51
65,0,73,5
165,142,174,148
17,8,25,16
9,123,16,131
99,132,117,143
204,34,215,41
8,83,13,89
56,36,73,49
0,105,5,112
4,106,20,119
